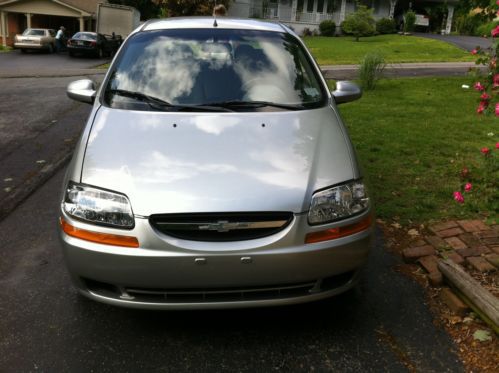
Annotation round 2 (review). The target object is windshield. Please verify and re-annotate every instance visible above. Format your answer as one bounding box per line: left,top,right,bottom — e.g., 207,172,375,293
104,29,326,111
23,29,45,36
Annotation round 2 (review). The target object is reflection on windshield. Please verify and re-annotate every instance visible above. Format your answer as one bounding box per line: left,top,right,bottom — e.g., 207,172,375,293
106,29,325,110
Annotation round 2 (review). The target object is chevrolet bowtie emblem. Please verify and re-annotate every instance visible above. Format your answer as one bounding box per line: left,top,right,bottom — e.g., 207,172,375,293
198,221,250,232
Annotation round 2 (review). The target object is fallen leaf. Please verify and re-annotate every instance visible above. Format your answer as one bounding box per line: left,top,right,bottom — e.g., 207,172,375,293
36,160,46,164
4,187,12,193
391,223,401,229
4,178,13,182
407,229,419,236
473,329,492,342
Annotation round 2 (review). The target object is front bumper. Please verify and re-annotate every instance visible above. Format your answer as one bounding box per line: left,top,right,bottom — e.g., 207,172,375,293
59,212,373,309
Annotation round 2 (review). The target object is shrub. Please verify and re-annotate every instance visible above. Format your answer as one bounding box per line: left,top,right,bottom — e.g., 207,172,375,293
341,5,376,41
403,10,416,33
302,27,312,37
319,20,336,36
358,52,385,90
476,20,499,37
455,13,481,35
376,17,396,34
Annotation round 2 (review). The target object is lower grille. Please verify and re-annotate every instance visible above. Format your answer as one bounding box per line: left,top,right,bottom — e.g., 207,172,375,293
83,272,355,304
149,212,293,242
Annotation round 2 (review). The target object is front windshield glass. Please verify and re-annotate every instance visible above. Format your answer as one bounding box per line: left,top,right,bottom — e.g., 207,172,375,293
104,29,326,111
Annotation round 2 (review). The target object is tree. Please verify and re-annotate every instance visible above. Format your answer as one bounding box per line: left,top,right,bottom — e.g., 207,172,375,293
155,0,231,17
341,5,376,41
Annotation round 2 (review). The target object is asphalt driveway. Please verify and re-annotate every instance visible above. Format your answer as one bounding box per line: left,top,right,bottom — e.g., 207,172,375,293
0,168,464,372
415,33,492,52
0,49,108,77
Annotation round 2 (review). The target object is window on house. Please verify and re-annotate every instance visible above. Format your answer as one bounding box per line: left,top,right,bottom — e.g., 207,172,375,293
326,0,335,13
317,0,325,13
306,0,314,12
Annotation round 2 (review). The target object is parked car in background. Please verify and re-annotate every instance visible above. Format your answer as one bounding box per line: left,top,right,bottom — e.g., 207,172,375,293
67,32,121,58
14,28,56,53
61,18,373,310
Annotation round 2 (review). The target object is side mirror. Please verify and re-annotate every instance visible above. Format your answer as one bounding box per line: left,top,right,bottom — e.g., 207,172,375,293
67,79,96,104
332,81,362,104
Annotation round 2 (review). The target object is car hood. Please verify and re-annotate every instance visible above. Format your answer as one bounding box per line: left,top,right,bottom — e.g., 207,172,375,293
81,106,356,215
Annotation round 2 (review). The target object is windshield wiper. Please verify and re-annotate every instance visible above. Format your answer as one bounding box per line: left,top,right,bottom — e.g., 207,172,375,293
107,89,234,112
200,100,306,111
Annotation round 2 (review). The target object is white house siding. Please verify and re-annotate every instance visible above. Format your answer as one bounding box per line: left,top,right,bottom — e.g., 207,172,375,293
227,0,398,33
228,0,251,18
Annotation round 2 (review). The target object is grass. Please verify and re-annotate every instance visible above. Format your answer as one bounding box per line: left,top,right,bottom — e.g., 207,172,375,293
304,35,474,65
335,76,498,225
0,45,12,53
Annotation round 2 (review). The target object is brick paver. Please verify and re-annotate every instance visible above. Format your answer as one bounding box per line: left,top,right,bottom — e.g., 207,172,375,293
444,237,467,250
440,288,469,316
436,227,464,238
418,255,440,274
485,253,499,269
403,245,436,263
458,233,481,247
457,220,490,232
445,251,465,266
429,221,458,234
425,235,448,249
402,220,497,305
466,256,496,273
456,246,491,258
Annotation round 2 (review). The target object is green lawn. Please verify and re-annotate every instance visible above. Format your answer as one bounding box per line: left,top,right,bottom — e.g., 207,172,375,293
336,77,498,225
304,35,475,65
0,45,12,53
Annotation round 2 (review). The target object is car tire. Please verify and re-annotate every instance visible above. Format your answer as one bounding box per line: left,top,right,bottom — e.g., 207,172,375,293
48,44,54,54
69,51,75,57
20,49,27,53
98,48,104,59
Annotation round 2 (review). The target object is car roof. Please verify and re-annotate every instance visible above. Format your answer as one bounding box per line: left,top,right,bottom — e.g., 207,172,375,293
141,17,288,33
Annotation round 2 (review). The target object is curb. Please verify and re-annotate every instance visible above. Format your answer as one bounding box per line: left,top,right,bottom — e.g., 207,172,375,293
0,151,71,222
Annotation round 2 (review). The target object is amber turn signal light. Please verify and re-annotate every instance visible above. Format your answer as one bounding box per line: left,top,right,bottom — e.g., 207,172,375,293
60,217,139,248
305,215,372,244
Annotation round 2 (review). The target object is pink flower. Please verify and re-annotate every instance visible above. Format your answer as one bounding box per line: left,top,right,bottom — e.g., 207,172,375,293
464,183,472,192
494,74,499,88
453,191,464,203
480,92,491,100
496,142,499,149
492,25,499,37
460,167,470,179
471,49,478,55
481,147,490,156
474,82,485,91
477,101,488,114
497,0,499,5
496,103,499,116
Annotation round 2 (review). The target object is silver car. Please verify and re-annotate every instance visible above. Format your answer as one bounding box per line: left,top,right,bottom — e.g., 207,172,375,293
60,18,373,309
14,28,56,53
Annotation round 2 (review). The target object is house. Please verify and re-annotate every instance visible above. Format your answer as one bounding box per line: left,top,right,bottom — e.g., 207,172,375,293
0,0,102,47
228,0,457,35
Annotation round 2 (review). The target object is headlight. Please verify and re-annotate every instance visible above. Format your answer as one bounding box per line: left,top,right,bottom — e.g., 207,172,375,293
62,182,134,228
308,180,370,225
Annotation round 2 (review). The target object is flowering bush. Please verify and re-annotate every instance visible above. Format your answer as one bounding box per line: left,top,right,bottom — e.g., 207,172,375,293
454,6,499,216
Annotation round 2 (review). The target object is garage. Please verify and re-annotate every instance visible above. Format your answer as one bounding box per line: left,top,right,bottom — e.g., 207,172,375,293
0,0,100,47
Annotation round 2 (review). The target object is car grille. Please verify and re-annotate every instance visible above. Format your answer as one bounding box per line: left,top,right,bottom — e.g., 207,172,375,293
83,271,355,304
149,212,293,241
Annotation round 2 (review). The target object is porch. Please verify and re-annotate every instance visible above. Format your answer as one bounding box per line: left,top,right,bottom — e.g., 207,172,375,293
0,0,95,47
